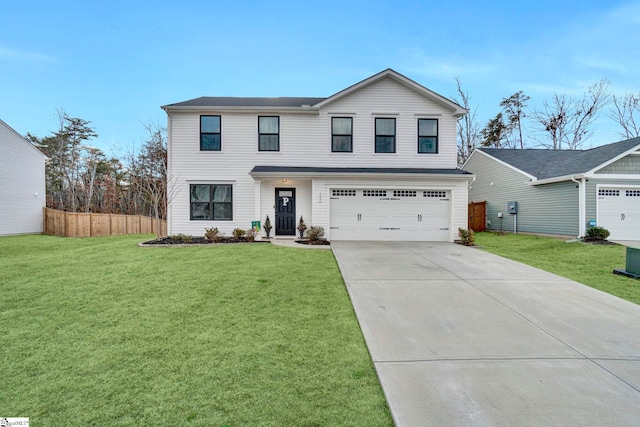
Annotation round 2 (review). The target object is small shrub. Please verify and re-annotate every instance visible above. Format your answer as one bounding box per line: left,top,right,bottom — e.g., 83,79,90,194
263,216,272,238
458,228,475,246
297,216,307,238
305,226,325,241
232,228,246,239
204,227,219,242
172,233,193,243
586,226,610,241
246,228,257,242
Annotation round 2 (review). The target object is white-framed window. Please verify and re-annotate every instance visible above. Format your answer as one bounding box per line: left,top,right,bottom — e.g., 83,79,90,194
375,118,395,153
190,184,233,220
258,116,279,151
331,117,353,152
200,115,221,151
418,118,438,153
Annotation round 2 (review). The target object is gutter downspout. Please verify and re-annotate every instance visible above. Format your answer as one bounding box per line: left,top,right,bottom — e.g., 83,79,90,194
571,177,586,238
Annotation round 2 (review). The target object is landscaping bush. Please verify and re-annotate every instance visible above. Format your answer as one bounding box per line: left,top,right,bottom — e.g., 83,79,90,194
305,226,325,241
586,226,610,241
204,227,220,242
246,228,257,242
232,228,246,239
171,233,193,243
263,215,272,238
297,216,307,238
458,228,475,246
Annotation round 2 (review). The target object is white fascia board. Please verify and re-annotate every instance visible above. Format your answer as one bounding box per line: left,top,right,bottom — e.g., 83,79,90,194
314,69,467,117
588,143,640,174
250,171,474,181
466,149,537,181
161,106,319,115
588,173,640,180
529,174,584,185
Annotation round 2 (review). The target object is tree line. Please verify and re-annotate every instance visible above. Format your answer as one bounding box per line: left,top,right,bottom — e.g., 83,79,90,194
27,110,169,223
454,79,640,165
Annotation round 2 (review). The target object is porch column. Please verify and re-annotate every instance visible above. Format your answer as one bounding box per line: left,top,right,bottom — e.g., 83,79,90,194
254,179,262,223
579,178,586,237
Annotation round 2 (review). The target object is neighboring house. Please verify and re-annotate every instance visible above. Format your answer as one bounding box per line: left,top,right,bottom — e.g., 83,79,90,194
162,69,473,242
463,138,640,239
0,119,47,235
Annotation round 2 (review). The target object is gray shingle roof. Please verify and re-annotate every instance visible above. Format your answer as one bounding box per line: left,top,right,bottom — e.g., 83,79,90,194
250,166,471,175
163,97,326,108
480,137,640,179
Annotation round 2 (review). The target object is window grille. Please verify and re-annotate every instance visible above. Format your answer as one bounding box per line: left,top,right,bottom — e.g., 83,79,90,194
332,189,356,197
393,190,416,197
424,191,447,198
363,190,387,197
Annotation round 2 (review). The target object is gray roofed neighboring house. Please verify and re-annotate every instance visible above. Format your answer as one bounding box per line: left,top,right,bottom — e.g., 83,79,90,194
463,138,640,240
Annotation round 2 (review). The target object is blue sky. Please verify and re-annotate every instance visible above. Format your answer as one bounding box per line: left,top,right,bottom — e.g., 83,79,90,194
2,0,639,156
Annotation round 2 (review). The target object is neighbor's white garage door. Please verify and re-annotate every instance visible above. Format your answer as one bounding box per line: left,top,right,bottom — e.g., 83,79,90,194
329,188,450,241
597,187,640,240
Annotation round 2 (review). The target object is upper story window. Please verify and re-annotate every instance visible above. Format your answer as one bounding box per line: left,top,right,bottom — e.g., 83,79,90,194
258,116,279,151
375,118,395,153
332,117,353,152
200,115,221,151
190,184,233,220
418,118,438,153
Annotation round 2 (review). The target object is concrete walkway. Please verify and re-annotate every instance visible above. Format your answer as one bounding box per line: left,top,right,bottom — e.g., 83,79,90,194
331,241,640,426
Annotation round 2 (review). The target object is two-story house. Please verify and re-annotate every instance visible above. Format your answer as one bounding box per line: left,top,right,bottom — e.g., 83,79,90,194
162,69,473,242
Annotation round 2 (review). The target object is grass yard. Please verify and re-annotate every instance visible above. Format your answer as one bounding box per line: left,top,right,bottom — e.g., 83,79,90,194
0,234,391,426
474,232,640,305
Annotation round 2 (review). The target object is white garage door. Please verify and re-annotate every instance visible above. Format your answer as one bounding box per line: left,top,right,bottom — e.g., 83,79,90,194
597,187,640,240
329,188,451,241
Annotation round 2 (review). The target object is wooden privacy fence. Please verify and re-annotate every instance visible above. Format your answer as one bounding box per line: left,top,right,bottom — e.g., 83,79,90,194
44,208,167,238
468,201,487,232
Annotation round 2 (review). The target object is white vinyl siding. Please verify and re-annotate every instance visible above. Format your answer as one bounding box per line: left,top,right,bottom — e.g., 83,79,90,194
0,120,47,235
166,75,467,237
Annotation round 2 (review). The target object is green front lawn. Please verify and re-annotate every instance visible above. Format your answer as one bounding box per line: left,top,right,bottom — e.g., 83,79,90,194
0,235,391,426
474,232,640,305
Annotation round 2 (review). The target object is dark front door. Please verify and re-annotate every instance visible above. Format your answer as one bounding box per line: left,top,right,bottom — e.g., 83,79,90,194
275,188,296,236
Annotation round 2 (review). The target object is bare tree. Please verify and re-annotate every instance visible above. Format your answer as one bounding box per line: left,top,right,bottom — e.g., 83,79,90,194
609,92,640,139
127,122,178,238
452,77,481,165
500,91,530,149
532,79,611,150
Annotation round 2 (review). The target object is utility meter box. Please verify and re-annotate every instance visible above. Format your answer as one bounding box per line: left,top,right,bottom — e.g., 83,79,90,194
507,201,518,214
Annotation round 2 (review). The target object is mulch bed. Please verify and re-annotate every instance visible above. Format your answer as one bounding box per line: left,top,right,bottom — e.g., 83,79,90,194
581,238,617,245
141,236,269,245
295,239,331,246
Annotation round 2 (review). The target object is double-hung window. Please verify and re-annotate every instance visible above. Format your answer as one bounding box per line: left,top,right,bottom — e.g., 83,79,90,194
375,118,396,153
190,184,233,220
258,116,279,151
200,115,221,151
332,117,353,152
418,118,438,153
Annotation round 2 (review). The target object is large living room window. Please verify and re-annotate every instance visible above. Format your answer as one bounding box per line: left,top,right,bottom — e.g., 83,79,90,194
190,184,233,220
418,118,438,153
258,116,279,151
332,117,353,152
375,118,395,153
200,115,221,151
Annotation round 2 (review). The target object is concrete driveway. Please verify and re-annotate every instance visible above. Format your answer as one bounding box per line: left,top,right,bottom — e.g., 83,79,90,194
331,241,640,426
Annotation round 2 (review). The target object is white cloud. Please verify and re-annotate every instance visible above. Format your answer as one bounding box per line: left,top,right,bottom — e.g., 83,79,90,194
0,46,57,63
